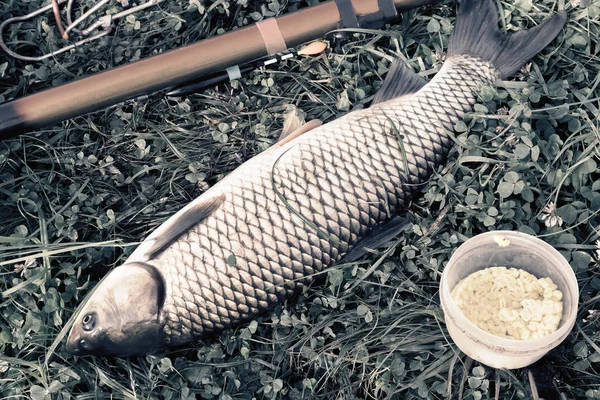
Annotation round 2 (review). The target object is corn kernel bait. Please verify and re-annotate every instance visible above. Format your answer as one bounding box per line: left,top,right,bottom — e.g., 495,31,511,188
450,267,563,340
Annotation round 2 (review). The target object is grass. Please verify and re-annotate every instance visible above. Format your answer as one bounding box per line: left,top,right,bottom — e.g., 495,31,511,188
1,0,600,398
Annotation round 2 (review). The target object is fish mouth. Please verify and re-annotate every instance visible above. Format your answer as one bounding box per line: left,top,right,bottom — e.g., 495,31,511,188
65,320,104,356
66,321,134,356
65,318,87,355
65,330,98,356
66,338,100,356
65,335,81,354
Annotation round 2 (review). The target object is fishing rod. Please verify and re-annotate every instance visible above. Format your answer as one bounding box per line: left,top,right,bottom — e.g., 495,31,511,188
0,0,436,140
166,41,330,97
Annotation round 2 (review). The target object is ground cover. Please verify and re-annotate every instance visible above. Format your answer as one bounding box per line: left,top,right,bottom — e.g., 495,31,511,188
0,0,599,398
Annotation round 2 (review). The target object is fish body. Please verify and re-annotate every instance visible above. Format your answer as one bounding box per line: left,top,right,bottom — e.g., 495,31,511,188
66,0,566,356
147,57,494,346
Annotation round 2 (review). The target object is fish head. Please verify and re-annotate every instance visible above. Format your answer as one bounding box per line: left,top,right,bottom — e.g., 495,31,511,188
66,262,165,356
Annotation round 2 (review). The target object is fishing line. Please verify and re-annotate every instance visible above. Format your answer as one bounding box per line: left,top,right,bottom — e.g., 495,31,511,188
269,145,344,247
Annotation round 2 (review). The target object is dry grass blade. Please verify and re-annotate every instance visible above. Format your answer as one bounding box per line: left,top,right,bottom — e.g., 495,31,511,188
51,0,68,39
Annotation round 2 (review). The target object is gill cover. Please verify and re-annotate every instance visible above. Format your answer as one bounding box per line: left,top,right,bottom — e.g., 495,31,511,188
66,262,165,356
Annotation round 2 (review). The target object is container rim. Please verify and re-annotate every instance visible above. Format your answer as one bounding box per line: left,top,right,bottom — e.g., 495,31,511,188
440,230,579,354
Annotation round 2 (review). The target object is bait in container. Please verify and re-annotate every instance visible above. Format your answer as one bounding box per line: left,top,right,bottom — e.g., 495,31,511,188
439,230,579,369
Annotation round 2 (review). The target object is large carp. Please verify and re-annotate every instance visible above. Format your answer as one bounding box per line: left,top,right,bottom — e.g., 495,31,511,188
67,0,566,356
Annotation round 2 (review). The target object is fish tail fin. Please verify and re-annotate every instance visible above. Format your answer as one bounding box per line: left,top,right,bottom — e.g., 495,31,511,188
448,0,567,79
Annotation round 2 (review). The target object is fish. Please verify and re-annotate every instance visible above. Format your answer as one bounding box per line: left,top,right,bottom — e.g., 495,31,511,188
66,0,566,356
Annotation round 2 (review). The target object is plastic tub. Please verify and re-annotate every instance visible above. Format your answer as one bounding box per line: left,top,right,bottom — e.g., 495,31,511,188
439,230,579,369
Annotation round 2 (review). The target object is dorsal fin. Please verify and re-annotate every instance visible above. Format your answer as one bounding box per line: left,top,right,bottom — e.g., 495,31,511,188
279,107,305,142
145,193,225,260
372,60,427,104
341,215,410,263
276,119,323,147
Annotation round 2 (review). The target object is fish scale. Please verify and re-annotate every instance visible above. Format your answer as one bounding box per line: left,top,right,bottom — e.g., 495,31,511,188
153,57,497,345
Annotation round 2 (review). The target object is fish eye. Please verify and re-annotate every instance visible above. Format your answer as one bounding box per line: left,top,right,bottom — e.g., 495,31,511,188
82,312,96,331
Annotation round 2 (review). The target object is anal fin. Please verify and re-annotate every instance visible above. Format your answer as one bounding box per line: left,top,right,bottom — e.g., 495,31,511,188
372,61,427,104
341,215,410,263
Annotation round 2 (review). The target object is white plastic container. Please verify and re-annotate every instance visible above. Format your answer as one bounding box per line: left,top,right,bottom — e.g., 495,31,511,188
439,230,579,369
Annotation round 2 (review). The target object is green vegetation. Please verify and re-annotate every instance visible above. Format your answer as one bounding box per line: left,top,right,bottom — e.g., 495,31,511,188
1,0,599,398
